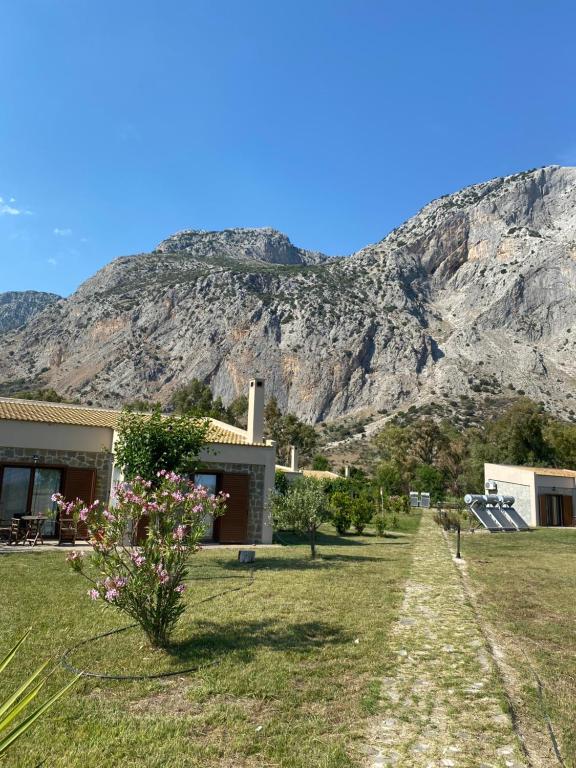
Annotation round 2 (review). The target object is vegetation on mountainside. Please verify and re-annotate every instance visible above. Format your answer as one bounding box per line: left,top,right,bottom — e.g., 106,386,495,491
329,398,576,501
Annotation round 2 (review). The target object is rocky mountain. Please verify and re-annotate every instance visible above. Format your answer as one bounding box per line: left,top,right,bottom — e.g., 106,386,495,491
1,167,575,425
156,227,329,265
0,291,61,333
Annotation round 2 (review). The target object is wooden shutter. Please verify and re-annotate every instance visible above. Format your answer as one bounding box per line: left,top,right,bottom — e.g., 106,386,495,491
538,495,548,526
63,468,96,539
218,473,250,544
562,495,573,527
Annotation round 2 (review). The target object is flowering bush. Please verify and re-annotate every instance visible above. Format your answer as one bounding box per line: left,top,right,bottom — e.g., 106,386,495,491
54,471,228,647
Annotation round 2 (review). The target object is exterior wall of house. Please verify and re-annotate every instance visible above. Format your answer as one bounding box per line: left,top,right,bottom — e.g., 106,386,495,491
0,420,114,453
198,443,275,544
0,421,275,543
484,463,576,526
0,445,115,506
484,464,537,525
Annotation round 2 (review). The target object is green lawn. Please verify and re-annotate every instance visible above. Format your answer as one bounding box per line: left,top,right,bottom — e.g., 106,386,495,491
462,527,576,767
0,517,420,768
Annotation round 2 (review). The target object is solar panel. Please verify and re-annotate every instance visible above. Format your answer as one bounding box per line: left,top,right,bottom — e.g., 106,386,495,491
469,505,503,532
486,506,517,531
501,506,530,531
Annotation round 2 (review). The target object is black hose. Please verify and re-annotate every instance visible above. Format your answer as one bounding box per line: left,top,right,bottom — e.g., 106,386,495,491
61,569,255,681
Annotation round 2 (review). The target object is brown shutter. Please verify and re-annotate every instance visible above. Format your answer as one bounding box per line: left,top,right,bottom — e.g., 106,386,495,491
538,495,547,526
562,495,573,527
63,468,96,539
218,473,250,544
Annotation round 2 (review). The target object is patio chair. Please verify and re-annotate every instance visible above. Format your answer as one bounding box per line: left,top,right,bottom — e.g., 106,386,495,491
9,518,24,545
58,516,76,546
24,518,44,547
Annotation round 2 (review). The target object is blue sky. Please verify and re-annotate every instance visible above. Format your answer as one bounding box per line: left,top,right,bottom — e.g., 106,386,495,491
1,0,575,296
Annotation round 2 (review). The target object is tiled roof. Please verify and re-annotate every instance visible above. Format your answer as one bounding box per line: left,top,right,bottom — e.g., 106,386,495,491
0,398,253,446
490,463,576,478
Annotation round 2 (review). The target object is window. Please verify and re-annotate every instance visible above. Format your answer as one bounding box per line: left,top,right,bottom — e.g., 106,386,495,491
0,465,62,535
194,473,218,540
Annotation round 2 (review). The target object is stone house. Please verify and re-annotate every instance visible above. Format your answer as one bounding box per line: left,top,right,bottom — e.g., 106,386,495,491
0,379,275,544
484,463,576,527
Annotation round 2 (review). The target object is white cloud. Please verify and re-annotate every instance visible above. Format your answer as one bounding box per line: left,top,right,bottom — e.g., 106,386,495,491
0,203,23,216
53,227,72,237
0,195,32,216
47,257,58,266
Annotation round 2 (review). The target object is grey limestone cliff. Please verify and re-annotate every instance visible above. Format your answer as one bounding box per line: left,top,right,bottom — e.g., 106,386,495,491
0,168,575,424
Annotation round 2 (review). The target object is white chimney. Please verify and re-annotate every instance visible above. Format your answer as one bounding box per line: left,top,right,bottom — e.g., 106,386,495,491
247,378,265,444
290,446,299,472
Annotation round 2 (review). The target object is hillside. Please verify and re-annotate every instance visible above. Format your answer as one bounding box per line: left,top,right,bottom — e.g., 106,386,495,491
0,291,61,333
1,167,575,424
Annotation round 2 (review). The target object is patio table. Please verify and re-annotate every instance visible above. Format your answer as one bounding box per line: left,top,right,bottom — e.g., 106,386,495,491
20,516,46,546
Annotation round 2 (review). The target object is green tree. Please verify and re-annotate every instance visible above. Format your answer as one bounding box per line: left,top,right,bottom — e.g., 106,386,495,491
312,454,331,471
114,407,209,482
487,399,552,465
170,379,229,421
270,476,329,558
228,394,249,428
412,464,445,504
375,461,405,495
264,397,318,464
329,490,352,534
544,421,576,469
350,494,374,534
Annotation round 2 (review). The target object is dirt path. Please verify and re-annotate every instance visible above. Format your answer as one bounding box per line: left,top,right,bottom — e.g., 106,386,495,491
364,513,529,768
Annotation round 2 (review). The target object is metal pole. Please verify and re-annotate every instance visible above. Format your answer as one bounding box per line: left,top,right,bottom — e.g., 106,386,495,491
456,523,461,559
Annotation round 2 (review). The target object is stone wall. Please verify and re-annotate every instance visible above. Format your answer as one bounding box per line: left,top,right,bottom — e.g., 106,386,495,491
0,446,114,504
203,460,268,543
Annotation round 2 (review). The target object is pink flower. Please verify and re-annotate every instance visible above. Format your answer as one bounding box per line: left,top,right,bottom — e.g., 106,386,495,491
66,550,85,562
174,525,185,541
114,577,128,588
105,588,119,602
88,589,99,600
175,584,186,594
103,510,116,522
79,508,88,522
131,552,146,567
155,564,170,584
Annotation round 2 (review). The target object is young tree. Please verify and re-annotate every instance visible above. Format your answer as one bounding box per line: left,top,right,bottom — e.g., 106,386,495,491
329,490,352,534
114,407,209,482
350,493,375,534
270,476,329,558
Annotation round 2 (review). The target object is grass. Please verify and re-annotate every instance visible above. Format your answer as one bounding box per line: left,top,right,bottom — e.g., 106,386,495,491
460,527,576,766
0,516,420,768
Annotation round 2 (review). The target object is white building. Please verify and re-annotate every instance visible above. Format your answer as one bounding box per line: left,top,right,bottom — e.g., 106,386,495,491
484,463,576,527
0,379,276,544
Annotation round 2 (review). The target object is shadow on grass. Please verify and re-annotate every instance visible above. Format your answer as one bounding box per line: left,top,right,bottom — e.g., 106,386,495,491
166,618,348,663
217,551,404,572
274,531,370,547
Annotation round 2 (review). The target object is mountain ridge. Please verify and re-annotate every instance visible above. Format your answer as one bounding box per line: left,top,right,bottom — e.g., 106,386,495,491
1,165,575,426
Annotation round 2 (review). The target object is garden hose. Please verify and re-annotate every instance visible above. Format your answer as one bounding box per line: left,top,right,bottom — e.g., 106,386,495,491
60,568,255,681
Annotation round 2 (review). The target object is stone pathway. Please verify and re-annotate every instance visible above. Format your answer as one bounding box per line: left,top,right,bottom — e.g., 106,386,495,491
365,513,529,768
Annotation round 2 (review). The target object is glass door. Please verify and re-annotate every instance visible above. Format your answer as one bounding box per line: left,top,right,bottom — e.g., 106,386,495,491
31,469,62,536
0,467,32,525
194,473,218,540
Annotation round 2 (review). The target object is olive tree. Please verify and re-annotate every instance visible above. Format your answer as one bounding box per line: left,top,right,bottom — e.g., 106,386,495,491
270,476,329,558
